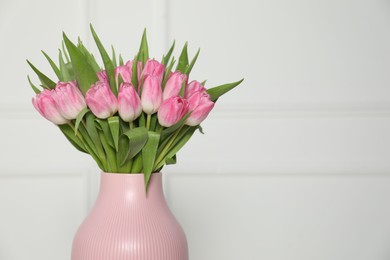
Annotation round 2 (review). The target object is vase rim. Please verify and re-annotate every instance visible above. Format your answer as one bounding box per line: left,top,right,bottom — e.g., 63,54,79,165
101,172,162,176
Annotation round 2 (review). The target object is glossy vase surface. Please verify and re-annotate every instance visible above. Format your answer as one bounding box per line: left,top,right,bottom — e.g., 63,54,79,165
71,172,188,260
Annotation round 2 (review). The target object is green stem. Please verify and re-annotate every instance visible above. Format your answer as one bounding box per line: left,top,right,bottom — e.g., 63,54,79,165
146,114,151,130
98,131,117,172
130,121,134,130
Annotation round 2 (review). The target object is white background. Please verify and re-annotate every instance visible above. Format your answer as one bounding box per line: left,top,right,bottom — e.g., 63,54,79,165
1,0,390,259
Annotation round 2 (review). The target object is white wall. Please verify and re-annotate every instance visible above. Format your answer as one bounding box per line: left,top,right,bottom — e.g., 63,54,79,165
1,0,390,259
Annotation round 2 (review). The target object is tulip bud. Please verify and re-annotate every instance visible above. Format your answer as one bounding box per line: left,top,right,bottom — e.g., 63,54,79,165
53,81,86,119
158,96,189,127
142,59,165,83
118,82,142,122
185,91,215,126
114,65,132,83
97,70,109,84
86,81,118,119
125,60,143,82
141,76,162,114
163,71,187,100
32,89,68,125
184,80,206,99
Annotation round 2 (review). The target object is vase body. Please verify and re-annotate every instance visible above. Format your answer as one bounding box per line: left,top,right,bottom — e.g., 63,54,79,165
71,172,188,260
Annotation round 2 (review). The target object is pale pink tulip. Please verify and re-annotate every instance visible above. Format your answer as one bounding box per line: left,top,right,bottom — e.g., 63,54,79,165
184,80,206,99
114,65,132,83
185,91,215,126
53,81,86,119
86,81,118,119
32,89,68,125
157,96,189,127
142,59,165,83
163,71,187,100
118,82,142,122
141,76,162,114
125,60,143,82
97,70,109,84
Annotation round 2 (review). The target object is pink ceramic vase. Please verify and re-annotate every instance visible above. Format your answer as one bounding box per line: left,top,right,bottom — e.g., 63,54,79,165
71,172,188,260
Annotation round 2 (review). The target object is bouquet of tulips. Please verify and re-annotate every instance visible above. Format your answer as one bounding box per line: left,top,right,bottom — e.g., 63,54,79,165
28,25,243,187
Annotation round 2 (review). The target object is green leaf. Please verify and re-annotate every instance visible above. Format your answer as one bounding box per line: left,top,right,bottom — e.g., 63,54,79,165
75,107,90,134
27,75,41,94
207,79,244,102
162,57,176,89
111,45,117,67
165,155,177,165
185,48,200,76
85,112,106,163
98,130,117,172
117,135,131,172
161,112,191,139
59,50,73,82
62,40,70,63
90,24,117,95
108,116,120,151
58,124,87,153
122,127,149,164
77,39,101,73
26,60,56,89
162,41,175,66
176,42,188,73
138,28,149,64
42,51,61,80
155,126,196,169
117,73,124,91
95,119,115,149
63,33,98,95
76,122,106,169
119,54,124,66
142,131,160,189
132,54,139,90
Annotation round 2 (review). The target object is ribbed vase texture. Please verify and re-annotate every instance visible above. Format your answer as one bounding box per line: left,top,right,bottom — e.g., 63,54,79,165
71,172,188,260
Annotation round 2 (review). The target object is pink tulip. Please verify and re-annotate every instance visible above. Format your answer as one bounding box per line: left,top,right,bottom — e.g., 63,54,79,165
32,89,68,125
53,81,86,119
141,76,162,114
86,81,118,119
142,59,165,83
118,82,142,122
184,80,206,99
114,65,132,83
185,91,215,126
157,96,189,127
163,71,187,100
97,70,109,84
125,60,143,82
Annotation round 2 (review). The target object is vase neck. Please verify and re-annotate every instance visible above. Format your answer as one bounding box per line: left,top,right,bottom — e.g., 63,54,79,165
98,172,164,203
